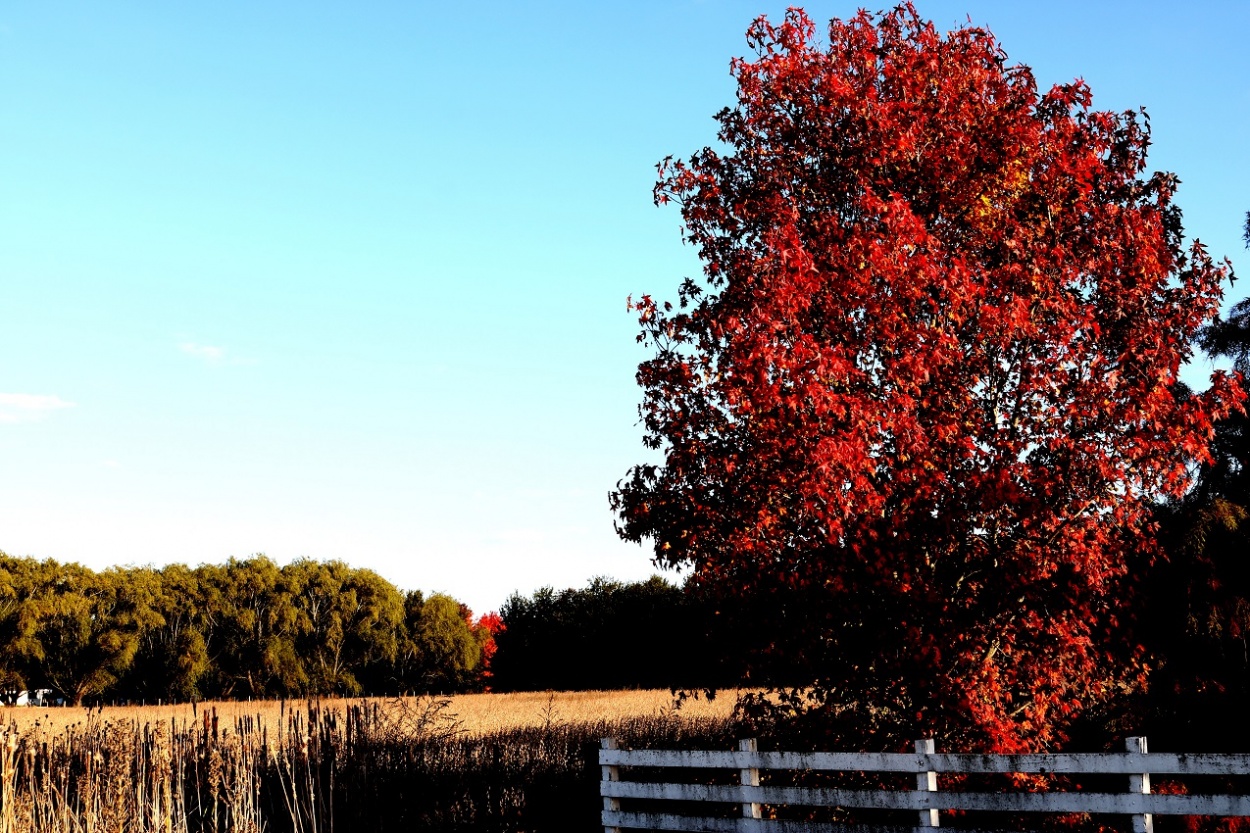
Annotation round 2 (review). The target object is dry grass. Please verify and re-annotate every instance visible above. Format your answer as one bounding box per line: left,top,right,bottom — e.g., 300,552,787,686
0,688,740,735
0,690,745,832
449,687,738,731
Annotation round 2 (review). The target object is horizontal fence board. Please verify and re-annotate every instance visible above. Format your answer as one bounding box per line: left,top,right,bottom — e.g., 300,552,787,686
602,810,737,832
600,750,916,772
601,782,1250,816
602,740,1250,832
601,811,1023,833
603,814,1043,833
600,749,1250,776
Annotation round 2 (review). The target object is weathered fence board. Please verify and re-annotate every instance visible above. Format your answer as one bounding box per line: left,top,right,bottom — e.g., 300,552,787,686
604,738,623,833
597,748,1250,776
601,781,1250,816
600,736,1250,833
601,812,936,833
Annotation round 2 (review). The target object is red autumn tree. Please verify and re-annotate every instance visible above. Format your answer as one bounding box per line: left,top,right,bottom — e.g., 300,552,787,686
613,5,1244,751
472,611,504,689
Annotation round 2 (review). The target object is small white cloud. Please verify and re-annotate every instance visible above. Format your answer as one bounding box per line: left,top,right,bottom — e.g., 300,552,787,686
0,393,76,423
101,459,122,469
179,342,227,363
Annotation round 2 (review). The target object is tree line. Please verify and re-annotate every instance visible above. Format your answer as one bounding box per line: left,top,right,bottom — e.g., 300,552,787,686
491,576,727,692
490,575,834,693
0,555,497,704
0,550,769,704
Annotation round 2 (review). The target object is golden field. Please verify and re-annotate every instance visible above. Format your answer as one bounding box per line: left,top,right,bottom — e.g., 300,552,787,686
0,689,744,832
0,687,741,735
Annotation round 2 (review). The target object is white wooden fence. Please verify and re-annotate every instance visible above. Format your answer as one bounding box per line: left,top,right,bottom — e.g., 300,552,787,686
600,736,1250,832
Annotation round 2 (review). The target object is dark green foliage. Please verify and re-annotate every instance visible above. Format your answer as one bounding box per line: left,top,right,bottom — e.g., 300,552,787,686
1193,295,1250,510
1141,495,1250,750
1136,240,1250,751
492,576,754,692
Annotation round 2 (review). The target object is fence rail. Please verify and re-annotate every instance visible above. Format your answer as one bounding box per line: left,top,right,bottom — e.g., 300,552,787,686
600,736,1250,833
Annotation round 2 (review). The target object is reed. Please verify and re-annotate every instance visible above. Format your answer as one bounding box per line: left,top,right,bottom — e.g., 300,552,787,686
0,693,738,832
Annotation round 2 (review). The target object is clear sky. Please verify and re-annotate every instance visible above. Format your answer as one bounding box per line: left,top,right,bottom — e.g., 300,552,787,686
1,2,1246,614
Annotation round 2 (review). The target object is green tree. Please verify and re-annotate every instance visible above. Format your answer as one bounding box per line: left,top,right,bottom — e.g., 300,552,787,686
389,589,427,692
0,553,484,701
0,554,59,693
32,564,157,705
207,556,306,698
119,564,211,701
287,559,403,696
406,593,482,693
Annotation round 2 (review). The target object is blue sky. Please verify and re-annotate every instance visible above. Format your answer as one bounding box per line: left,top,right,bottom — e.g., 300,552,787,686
1,2,1246,614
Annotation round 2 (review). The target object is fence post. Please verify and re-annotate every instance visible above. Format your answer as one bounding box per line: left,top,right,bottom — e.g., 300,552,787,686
1127,736,1154,833
601,738,621,833
740,738,763,820
916,738,940,827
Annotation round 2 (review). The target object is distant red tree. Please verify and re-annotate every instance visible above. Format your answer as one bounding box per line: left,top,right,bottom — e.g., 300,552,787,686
613,4,1243,750
472,612,504,689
